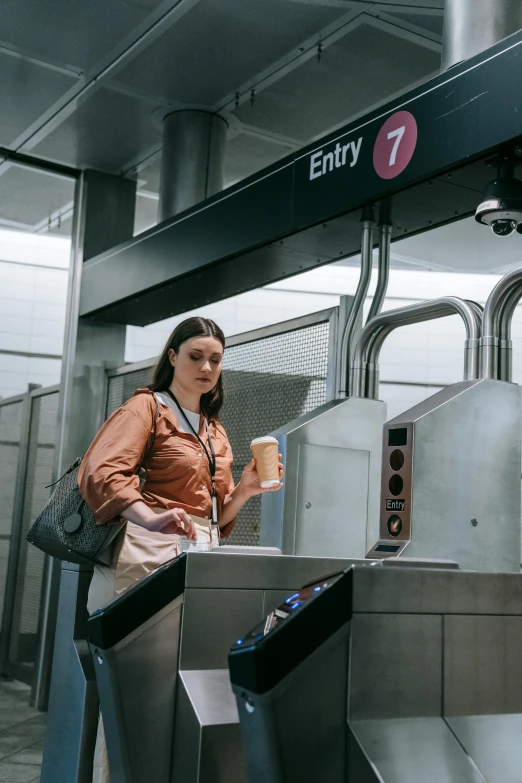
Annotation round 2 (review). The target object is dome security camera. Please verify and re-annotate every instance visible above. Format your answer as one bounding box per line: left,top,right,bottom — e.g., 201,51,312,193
475,157,522,237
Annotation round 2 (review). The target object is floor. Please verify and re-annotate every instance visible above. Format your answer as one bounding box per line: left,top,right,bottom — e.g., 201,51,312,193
0,680,44,783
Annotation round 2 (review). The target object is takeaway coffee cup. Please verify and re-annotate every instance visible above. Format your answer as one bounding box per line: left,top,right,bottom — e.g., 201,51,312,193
250,436,280,488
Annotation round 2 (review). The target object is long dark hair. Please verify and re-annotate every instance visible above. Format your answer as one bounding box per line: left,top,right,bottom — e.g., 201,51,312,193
149,317,225,422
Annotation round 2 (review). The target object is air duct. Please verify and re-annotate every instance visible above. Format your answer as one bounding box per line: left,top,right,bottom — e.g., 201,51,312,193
159,110,227,221
442,0,522,71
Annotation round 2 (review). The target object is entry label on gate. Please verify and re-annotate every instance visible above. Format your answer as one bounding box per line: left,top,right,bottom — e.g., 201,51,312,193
386,499,405,512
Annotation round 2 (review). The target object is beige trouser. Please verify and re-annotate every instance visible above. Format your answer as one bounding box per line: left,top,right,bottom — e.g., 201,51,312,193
88,515,218,783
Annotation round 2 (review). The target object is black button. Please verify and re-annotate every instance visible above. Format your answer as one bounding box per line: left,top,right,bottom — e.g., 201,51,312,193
389,449,404,471
388,474,403,496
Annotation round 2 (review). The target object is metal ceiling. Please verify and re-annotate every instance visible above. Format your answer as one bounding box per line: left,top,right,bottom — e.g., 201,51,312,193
0,0,443,238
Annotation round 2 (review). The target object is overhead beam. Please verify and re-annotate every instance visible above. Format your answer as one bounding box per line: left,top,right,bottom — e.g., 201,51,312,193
0,146,78,179
80,31,522,326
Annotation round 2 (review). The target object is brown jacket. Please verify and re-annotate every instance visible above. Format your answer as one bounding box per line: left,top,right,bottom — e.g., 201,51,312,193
78,388,237,537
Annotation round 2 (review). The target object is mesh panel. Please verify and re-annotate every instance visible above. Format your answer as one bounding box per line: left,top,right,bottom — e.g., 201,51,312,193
8,392,59,669
106,366,154,417
221,323,330,545
105,319,331,546
0,401,24,625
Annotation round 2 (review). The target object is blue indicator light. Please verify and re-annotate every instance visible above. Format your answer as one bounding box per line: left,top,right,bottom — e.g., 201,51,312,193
290,601,302,610
257,634,263,640
236,639,243,645
314,586,321,592
285,593,300,604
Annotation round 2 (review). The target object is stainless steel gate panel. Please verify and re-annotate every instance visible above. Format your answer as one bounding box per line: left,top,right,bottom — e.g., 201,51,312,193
179,589,264,670
370,379,522,571
92,598,183,783
183,551,358,590
171,670,247,783
230,565,522,783
349,614,442,720
446,714,522,783
41,563,99,783
88,556,187,783
294,443,370,557
350,718,485,783
349,566,522,615
261,397,386,558
443,614,522,715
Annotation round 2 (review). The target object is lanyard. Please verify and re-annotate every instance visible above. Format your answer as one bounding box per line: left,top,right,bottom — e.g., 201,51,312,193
164,389,218,524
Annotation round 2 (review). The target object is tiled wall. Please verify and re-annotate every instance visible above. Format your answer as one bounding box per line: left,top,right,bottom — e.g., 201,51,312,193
0,230,68,399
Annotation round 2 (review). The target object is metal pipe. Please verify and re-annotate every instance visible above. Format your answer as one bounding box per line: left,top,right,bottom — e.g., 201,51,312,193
442,0,522,71
367,220,392,323
497,287,521,381
338,206,376,397
463,300,484,382
353,297,482,399
481,265,522,379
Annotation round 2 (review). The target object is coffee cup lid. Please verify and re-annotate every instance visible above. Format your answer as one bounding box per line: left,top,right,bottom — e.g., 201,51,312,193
250,436,278,446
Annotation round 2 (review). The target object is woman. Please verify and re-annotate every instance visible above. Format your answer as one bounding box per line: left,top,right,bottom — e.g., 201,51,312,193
79,316,283,782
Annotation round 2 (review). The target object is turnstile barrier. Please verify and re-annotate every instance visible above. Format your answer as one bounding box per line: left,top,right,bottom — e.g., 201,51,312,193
229,563,522,783
352,294,522,572
85,550,363,783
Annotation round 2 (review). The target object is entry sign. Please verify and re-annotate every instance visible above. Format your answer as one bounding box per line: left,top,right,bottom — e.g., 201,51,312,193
373,111,418,180
386,499,405,512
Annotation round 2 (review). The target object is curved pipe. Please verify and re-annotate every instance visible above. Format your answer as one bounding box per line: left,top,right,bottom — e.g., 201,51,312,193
338,209,376,397
497,288,520,381
367,222,392,323
481,265,522,380
352,297,482,399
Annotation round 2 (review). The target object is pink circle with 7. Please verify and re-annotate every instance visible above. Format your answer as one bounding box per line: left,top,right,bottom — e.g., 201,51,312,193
373,111,418,180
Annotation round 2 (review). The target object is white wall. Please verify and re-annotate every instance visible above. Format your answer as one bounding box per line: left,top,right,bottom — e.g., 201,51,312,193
0,229,69,399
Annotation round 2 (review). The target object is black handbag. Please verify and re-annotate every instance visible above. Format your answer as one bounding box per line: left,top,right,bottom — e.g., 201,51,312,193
27,400,160,566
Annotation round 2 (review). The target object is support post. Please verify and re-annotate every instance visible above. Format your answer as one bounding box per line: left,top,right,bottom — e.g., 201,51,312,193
38,171,135,781
442,0,522,70
159,110,227,220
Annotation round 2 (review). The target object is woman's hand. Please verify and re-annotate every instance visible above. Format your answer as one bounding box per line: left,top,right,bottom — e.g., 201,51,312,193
237,456,284,499
150,508,198,539
122,501,197,540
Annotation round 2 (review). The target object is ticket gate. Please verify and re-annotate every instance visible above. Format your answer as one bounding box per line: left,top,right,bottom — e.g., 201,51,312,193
358,277,522,571
262,295,483,564
86,549,364,783
229,563,522,783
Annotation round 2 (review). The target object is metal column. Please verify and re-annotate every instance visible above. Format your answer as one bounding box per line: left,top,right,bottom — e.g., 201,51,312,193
159,110,227,220
442,0,522,70
39,171,136,779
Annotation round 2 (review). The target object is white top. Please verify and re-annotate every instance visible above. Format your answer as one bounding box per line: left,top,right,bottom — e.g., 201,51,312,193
155,392,201,434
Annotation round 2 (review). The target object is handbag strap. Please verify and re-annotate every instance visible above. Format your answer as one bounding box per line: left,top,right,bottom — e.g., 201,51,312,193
46,398,161,490
138,398,161,475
